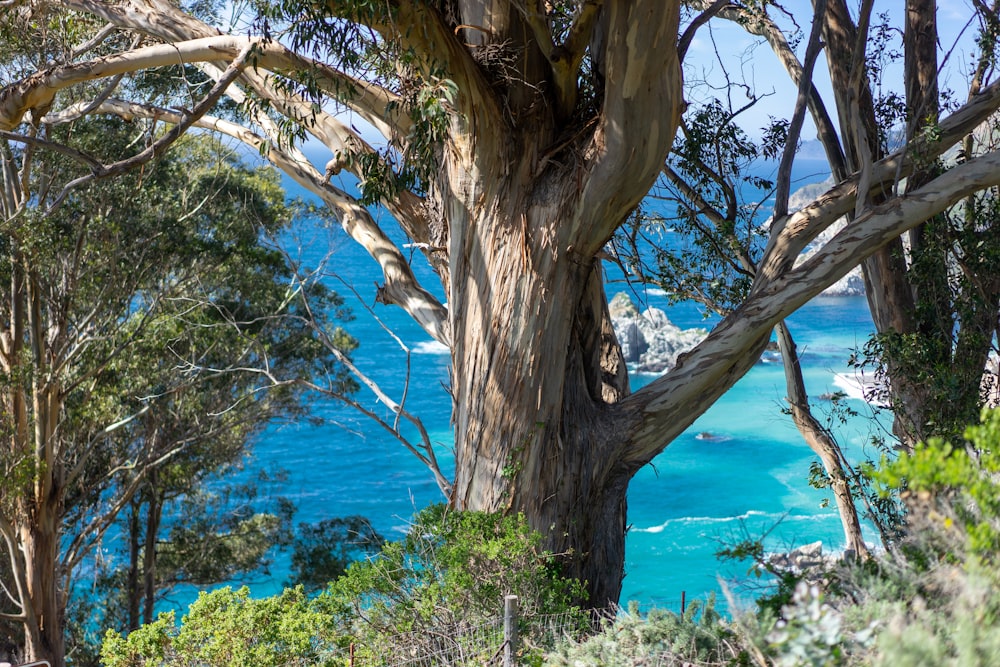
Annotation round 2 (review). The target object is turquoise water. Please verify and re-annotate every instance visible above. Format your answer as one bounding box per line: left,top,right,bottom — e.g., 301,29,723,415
623,295,880,609
241,158,883,609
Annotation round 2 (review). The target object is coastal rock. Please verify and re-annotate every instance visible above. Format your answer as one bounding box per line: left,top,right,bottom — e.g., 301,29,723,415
768,541,830,573
609,293,707,374
787,177,866,297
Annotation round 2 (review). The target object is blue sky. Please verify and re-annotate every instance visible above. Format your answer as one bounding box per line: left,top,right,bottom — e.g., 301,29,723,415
682,2,984,139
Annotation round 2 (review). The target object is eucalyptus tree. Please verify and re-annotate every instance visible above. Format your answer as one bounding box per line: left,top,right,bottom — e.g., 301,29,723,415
623,88,871,558
4,1,1000,626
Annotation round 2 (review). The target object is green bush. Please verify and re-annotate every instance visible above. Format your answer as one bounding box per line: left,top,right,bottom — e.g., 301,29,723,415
317,504,588,661
100,505,586,665
876,407,1000,561
100,586,335,667
758,408,1000,666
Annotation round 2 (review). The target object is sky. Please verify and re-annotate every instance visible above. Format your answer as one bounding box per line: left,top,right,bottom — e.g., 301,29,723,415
681,1,987,140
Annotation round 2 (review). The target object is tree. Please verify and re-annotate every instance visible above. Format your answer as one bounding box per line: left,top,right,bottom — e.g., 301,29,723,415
621,83,871,558
4,0,1000,624
0,116,353,664
776,0,1000,449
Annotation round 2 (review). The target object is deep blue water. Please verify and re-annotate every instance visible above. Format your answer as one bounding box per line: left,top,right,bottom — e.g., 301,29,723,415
245,157,881,609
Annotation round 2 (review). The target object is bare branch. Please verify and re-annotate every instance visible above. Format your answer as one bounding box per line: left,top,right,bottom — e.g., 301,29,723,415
757,76,1000,287
0,129,104,171
53,98,451,345
678,0,728,61
773,0,826,220
70,22,119,58
44,40,253,213
290,268,451,496
696,0,848,177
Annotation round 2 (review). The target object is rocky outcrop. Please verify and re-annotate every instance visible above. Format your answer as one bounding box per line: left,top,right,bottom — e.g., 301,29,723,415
767,541,829,573
788,177,866,297
609,293,707,374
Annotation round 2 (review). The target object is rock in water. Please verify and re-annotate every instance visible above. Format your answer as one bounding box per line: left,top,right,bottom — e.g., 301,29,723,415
609,293,707,374
789,177,866,297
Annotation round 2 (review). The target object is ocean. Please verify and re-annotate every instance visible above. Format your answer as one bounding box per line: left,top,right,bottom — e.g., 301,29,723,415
248,157,881,610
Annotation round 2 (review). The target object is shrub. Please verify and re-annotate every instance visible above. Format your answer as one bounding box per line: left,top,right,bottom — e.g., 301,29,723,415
544,596,755,667
100,586,335,667
316,504,588,661
101,505,586,665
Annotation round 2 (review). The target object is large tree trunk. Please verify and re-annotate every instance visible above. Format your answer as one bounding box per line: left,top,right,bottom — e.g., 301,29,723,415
448,188,634,606
446,0,682,607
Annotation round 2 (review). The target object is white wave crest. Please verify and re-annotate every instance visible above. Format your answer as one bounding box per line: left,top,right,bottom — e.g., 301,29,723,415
633,510,836,534
413,340,450,355
832,371,888,406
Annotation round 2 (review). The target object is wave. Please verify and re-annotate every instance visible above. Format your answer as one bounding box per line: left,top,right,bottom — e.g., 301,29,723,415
832,371,888,405
694,431,731,442
633,510,836,534
413,340,450,355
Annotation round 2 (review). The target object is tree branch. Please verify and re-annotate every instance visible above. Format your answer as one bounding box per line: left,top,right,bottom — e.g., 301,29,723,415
44,41,252,213
756,76,1000,288
620,147,1000,465
49,99,450,345
545,0,605,118
773,0,826,220
576,0,683,254
678,0,728,61
376,0,506,134
695,0,848,178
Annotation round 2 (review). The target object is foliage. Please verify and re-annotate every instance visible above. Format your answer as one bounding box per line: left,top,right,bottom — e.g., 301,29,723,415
156,488,294,588
733,409,1000,666
0,116,357,660
100,587,335,667
545,597,754,667
318,505,587,643
767,582,877,667
618,98,772,316
875,408,1000,561
285,516,385,593
100,506,587,665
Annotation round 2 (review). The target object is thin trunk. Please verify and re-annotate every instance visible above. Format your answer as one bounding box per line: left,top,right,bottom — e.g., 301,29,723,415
776,323,869,560
16,264,65,666
126,501,140,631
821,0,923,448
19,507,63,667
142,484,162,626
